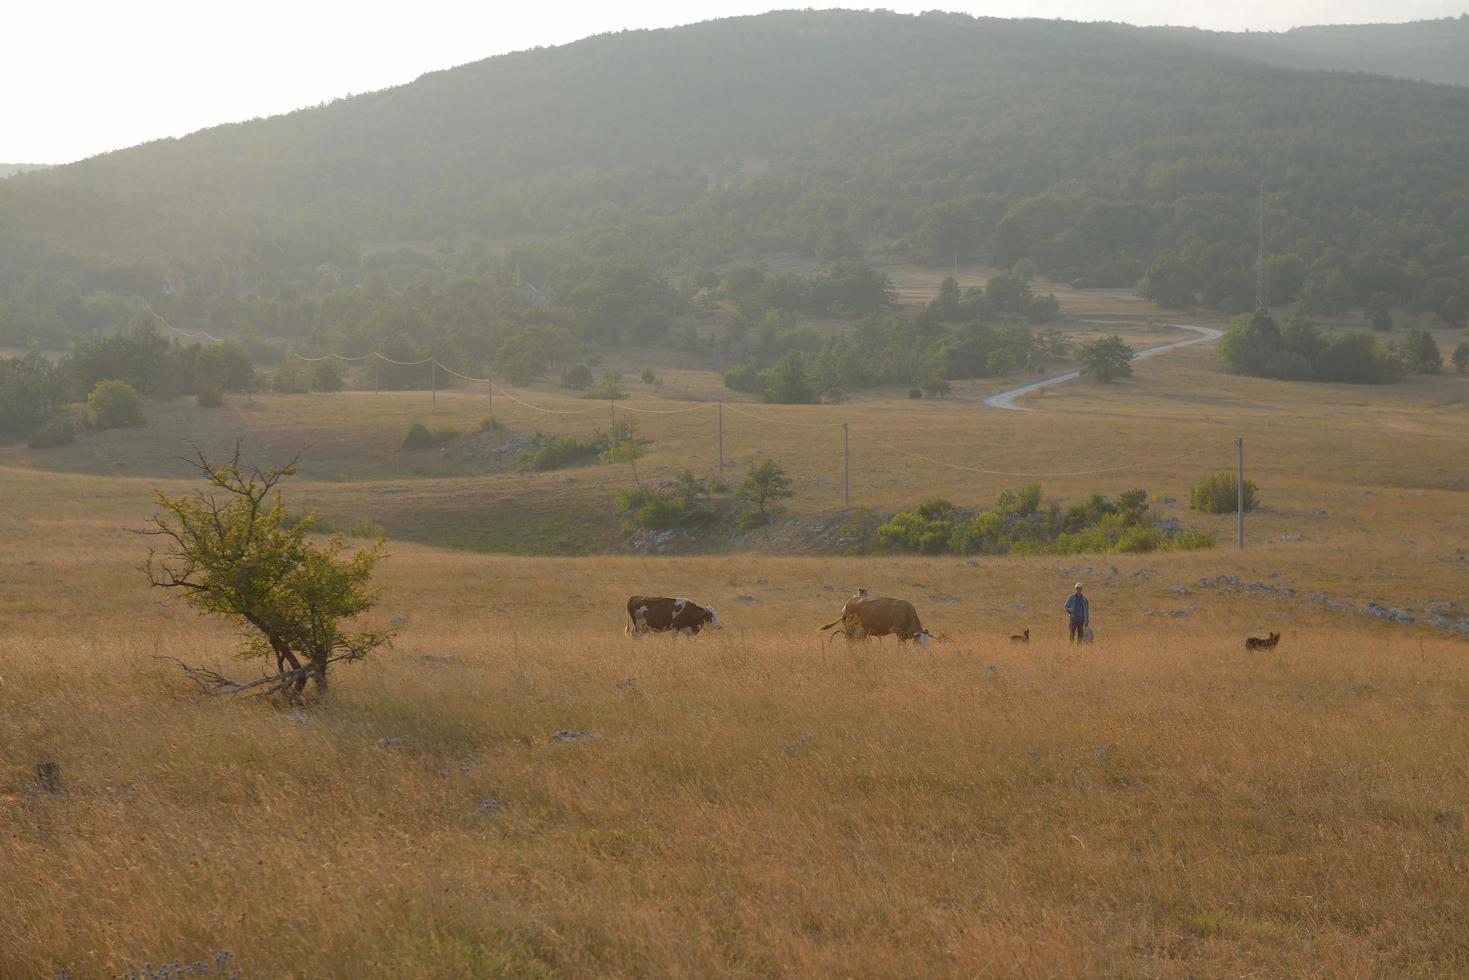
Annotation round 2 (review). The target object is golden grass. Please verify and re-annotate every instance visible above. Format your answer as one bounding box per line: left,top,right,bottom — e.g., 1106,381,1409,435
3,517,1468,977
3,301,1469,975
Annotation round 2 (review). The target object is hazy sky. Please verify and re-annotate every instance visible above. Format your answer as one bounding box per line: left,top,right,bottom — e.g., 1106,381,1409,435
6,1,1464,164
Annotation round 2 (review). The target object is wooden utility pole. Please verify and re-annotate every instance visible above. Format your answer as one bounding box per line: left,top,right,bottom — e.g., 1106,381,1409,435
1236,437,1245,549
717,400,724,483
431,361,437,410
842,422,850,508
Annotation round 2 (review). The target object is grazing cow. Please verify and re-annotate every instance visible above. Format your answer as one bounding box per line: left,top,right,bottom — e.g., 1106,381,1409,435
1010,628,1030,644
625,596,722,637
819,594,933,645
1244,631,1280,651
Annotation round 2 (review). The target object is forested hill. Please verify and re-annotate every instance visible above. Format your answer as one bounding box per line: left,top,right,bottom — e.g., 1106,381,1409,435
3,9,1469,349
1145,16,1469,88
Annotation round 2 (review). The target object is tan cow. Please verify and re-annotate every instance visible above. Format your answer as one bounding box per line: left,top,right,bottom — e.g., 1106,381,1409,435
818,593,933,645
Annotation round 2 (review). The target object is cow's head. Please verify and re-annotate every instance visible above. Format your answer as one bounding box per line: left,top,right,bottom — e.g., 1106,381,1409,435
914,629,934,646
703,607,722,630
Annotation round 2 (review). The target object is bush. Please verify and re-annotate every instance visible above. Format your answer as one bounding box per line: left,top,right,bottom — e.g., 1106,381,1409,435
640,367,658,385
27,411,75,449
561,364,594,390
88,380,144,429
873,484,1211,556
1190,473,1259,514
587,371,629,400
197,384,225,408
617,471,717,529
1453,341,1469,374
908,387,923,399
347,516,385,539
0,351,69,437
401,422,460,450
271,361,314,394
312,360,344,392
1399,328,1441,374
1315,333,1403,383
516,434,600,472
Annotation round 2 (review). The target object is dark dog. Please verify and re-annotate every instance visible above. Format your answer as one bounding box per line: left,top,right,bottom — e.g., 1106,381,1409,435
1009,628,1030,644
1244,632,1280,651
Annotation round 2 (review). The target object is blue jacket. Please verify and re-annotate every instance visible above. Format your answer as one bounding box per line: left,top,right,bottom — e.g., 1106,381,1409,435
1065,593,1089,623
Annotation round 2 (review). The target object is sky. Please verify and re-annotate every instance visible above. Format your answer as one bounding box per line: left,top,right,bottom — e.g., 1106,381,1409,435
5,1,1465,164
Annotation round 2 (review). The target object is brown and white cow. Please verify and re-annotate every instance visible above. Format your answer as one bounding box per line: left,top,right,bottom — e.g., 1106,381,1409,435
626,596,723,637
818,593,933,645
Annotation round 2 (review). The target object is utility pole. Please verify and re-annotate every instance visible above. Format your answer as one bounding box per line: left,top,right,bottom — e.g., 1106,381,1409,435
842,422,850,508
431,360,437,410
487,376,494,430
610,399,615,431
717,400,724,483
1236,437,1245,549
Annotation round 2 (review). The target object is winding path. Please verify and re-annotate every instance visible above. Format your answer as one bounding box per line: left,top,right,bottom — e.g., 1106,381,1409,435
982,323,1223,411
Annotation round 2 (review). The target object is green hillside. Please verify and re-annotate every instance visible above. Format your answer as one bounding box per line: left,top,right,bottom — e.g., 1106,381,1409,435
2,9,1467,354
1148,15,1469,88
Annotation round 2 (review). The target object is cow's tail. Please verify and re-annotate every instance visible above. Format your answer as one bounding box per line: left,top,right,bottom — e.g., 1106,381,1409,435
817,618,843,633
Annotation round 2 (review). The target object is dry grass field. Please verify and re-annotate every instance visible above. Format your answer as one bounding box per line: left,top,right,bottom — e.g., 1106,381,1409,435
4,297,1469,976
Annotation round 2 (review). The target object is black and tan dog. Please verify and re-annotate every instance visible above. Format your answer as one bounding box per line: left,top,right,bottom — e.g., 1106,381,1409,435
1009,628,1030,644
1244,631,1280,651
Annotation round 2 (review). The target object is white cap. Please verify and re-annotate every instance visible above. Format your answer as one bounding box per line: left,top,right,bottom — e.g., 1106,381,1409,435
1074,582,1084,589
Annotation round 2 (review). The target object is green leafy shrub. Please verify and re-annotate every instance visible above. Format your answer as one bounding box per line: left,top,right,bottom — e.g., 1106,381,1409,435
640,367,658,384
587,372,629,399
347,516,385,539
312,360,344,392
561,364,593,390
401,422,460,450
617,472,717,529
271,361,314,394
516,434,601,472
873,484,1210,556
197,384,225,408
1190,473,1258,514
27,411,75,449
88,380,144,429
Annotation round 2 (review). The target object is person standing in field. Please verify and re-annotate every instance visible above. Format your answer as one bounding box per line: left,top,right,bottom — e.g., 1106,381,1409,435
1064,582,1089,642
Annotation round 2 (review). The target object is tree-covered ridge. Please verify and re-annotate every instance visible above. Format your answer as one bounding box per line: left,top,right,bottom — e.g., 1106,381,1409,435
2,9,1468,348
1145,16,1469,89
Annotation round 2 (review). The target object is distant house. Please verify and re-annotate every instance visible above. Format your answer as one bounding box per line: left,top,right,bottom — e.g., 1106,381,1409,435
516,280,548,306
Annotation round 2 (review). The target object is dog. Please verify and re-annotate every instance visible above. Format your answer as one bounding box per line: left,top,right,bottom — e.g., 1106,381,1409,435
1244,631,1280,651
1009,628,1030,644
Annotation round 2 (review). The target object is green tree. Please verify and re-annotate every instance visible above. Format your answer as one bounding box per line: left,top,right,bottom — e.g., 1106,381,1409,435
1452,341,1469,374
561,363,594,389
762,351,816,404
1138,253,1195,308
88,379,144,428
588,371,629,399
1399,327,1441,373
0,351,68,437
1076,335,1134,383
142,449,394,696
1190,473,1259,514
736,459,794,520
936,276,962,320
312,360,344,392
600,419,645,483
1367,292,1394,331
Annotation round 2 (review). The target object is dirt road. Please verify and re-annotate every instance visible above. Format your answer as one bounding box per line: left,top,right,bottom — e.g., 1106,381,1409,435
982,324,1223,411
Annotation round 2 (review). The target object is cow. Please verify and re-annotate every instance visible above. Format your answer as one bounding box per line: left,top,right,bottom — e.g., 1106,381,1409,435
818,594,933,645
625,596,722,637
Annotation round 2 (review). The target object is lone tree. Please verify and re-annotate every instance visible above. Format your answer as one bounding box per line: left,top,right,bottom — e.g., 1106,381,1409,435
1453,341,1469,375
736,459,794,524
1077,335,1135,383
141,447,394,697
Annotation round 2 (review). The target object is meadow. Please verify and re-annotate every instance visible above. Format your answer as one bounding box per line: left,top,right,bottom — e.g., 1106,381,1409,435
4,295,1469,977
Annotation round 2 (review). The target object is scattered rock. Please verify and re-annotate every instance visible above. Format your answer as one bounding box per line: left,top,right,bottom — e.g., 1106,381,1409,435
1130,568,1161,580
784,734,815,756
476,799,502,818
1280,533,1306,542
377,736,411,749
388,614,410,626
926,593,960,603
735,594,757,602
1359,603,1416,624
1092,744,1114,759
1165,585,1191,595
1198,575,1241,590
1311,509,1328,517
34,761,61,793
964,559,979,567
551,730,600,744
281,711,309,725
